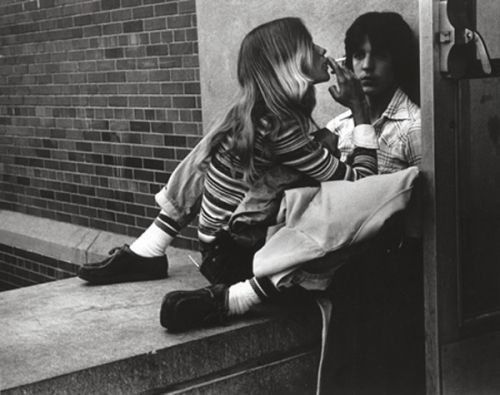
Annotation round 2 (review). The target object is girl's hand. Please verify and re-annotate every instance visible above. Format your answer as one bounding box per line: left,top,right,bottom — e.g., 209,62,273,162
327,57,370,125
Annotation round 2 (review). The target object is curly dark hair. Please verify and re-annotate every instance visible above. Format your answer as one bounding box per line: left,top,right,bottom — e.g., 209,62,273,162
344,12,419,104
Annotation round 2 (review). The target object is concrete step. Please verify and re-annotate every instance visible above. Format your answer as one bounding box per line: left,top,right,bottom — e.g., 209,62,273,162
0,259,322,394
0,209,197,290
0,209,146,266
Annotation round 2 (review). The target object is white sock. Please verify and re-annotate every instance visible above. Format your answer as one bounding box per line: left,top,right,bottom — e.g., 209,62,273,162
130,222,173,257
228,280,261,316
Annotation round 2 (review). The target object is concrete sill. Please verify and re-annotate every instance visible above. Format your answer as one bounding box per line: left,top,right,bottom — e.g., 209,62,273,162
0,258,322,394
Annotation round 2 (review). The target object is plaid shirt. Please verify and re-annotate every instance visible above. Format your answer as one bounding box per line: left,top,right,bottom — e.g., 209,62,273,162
326,88,421,174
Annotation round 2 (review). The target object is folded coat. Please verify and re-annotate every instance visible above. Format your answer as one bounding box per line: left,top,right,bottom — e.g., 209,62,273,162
253,166,420,278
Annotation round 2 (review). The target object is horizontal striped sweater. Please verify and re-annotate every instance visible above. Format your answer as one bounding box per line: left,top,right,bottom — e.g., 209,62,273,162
198,121,378,239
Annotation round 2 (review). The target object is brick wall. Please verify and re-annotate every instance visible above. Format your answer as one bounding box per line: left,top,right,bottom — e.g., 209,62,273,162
0,0,202,251
0,242,77,291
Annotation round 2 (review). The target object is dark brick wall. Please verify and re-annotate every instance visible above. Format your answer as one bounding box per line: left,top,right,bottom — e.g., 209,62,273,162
0,243,77,291
0,0,202,251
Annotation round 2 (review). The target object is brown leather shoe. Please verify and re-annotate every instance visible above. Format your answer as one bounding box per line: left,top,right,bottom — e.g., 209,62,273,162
78,245,168,284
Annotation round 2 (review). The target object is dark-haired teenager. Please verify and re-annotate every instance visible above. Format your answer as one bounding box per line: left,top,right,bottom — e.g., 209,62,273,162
328,11,421,173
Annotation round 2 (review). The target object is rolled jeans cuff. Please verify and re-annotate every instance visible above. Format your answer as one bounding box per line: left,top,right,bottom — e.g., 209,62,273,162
352,124,378,149
155,187,190,230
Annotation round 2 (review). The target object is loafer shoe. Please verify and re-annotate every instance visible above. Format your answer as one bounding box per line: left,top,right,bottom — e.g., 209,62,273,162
160,284,228,332
78,244,168,284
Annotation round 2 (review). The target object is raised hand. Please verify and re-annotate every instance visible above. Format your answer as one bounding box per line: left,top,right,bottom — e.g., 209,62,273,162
327,57,370,125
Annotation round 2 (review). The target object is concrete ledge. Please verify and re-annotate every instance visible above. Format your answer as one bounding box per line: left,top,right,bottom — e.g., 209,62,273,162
0,260,322,394
0,210,323,393
0,209,193,266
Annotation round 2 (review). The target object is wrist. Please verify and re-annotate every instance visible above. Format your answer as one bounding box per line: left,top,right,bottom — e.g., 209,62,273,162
350,100,370,126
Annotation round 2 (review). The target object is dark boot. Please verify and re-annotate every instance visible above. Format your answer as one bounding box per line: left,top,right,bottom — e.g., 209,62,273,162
160,284,229,332
78,245,168,284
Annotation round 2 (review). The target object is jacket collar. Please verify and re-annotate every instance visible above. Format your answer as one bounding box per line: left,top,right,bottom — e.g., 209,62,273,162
341,88,414,122
380,88,413,121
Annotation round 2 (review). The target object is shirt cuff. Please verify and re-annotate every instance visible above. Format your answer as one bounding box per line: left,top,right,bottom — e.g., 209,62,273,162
352,124,378,149
325,119,336,132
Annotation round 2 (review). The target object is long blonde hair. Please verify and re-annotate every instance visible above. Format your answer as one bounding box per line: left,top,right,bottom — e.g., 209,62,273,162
199,17,318,180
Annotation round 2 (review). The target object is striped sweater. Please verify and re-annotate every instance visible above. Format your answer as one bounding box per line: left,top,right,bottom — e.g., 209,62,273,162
198,121,377,239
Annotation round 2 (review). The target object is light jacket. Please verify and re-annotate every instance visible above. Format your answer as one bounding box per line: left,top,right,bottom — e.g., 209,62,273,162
252,166,419,281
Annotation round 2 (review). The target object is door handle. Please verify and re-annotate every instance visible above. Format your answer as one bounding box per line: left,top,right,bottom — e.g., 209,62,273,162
465,29,492,75
439,0,493,78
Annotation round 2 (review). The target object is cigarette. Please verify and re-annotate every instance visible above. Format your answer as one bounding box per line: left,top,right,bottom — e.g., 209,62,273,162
335,57,346,65
188,254,200,269
327,56,346,74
